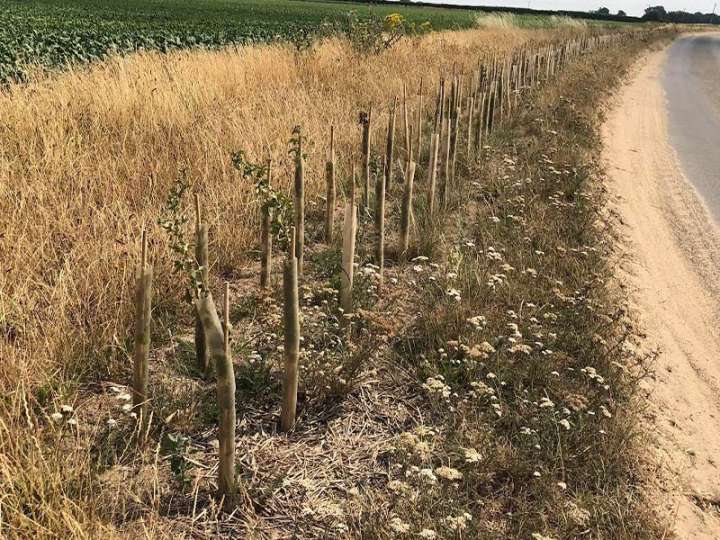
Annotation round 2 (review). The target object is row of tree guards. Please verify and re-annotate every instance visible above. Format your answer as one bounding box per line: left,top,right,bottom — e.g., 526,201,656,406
129,31,634,504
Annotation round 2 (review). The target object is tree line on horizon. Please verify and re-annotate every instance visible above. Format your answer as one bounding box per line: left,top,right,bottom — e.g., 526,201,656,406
640,5,720,23
595,5,719,23
347,0,720,25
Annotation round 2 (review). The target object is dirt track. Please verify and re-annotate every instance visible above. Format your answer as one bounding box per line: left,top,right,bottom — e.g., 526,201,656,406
602,42,720,538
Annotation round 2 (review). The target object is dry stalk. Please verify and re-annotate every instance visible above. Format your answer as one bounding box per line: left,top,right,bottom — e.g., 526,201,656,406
132,229,152,416
340,165,358,314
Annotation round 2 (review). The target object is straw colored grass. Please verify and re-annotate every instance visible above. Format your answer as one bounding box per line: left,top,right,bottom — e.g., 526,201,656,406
0,28,556,389
474,12,519,29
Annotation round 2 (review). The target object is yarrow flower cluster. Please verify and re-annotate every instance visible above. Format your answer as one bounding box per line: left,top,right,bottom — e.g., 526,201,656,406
435,466,463,482
388,516,411,534
446,288,462,302
422,376,451,399
444,512,472,531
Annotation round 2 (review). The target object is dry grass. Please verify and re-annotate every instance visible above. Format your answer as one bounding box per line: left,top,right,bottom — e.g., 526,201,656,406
0,27,559,389
549,15,589,28
474,12,519,29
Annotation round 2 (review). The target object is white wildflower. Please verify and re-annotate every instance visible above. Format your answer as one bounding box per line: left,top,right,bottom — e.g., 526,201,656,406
387,480,411,495
463,448,483,463
509,343,532,355
467,315,487,329
532,534,557,540
539,397,555,408
417,468,437,485
422,377,451,399
388,516,411,534
435,466,463,482
446,288,462,302
444,512,472,531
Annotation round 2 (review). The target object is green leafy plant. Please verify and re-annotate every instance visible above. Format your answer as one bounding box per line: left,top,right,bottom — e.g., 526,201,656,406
158,171,205,303
341,10,431,55
231,151,293,247
162,432,191,486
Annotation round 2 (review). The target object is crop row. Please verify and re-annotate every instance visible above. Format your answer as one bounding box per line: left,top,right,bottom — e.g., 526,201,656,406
0,0,478,82
0,14,311,81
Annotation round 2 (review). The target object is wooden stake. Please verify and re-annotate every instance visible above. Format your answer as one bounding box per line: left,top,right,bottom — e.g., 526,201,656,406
281,227,300,432
399,159,416,256
450,105,460,186
361,107,372,210
325,126,336,243
403,83,410,159
434,78,445,134
195,286,236,504
132,229,152,416
375,155,386,291
260,160,272,289
427,132,440,218
294,131,305,277
467,96,475,159
415,78,424,159
340,166,358,314
195,197,209,375
385,98,397,184
440,115,451,209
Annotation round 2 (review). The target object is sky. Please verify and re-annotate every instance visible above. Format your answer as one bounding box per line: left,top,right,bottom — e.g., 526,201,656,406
430,0,718,17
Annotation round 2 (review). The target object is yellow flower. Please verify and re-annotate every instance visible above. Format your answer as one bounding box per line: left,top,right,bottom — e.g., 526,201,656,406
384,13,405,29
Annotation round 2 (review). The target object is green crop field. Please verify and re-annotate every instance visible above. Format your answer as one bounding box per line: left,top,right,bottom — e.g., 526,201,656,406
0,0,628,82
0,0,482,81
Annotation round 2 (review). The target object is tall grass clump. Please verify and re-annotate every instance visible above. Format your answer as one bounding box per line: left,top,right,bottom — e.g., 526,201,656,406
474,12,518,29
550,15,589,28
